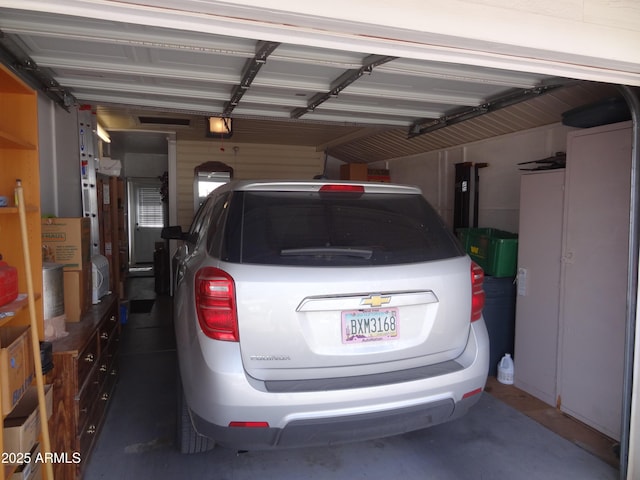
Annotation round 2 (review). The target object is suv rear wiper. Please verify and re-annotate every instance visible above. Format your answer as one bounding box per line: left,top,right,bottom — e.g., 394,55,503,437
280,247,373,259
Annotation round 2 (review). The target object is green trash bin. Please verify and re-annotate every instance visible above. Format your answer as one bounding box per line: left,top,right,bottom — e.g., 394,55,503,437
457,227,518,278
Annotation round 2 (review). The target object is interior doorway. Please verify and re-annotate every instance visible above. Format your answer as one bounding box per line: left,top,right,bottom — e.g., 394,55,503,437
128,177,166,266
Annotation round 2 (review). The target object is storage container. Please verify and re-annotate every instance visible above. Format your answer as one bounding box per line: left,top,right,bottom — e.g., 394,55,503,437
41,217,91,270
0,326,34,415
3,385,53,454
10,443,42,480
497,353,515,385
339,163,368,180
457,227,518,277
0,258,18,307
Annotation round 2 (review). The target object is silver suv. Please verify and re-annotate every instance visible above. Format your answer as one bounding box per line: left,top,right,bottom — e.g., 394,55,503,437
163,180,489,453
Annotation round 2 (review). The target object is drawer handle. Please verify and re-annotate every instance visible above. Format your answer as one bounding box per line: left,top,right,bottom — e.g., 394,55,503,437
100,364,108,373
101,332,109,340
101,393,110,402
80,407,88,414
110,368,118,376
84,353,95,363
87,424,97,435
110,315,116,323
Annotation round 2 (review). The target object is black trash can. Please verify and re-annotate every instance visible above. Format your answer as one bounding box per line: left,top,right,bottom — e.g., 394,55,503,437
482,275,517,376
154,242,170,295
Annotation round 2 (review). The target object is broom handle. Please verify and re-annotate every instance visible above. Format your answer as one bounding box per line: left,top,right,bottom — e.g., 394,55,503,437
16,180,54,480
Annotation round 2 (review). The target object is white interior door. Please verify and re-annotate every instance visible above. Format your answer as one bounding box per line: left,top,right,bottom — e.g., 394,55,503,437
129,178,165,265
559,122,632,441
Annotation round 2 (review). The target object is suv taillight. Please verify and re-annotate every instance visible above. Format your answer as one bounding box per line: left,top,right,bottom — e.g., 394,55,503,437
319,184,365,193
195,267,238,341
471,262,485,322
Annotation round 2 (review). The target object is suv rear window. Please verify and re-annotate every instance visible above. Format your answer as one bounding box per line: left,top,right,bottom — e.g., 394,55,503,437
220,190,463,266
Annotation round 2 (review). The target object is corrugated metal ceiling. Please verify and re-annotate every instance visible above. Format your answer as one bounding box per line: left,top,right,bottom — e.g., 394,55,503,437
0,6,625,163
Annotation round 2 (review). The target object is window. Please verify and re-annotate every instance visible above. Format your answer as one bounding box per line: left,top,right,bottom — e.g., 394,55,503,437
223,191,463,266
194,171,230,212
198,180,227,198
137,186,164,228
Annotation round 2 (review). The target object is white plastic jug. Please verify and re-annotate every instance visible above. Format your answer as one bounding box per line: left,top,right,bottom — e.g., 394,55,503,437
497,353,514,385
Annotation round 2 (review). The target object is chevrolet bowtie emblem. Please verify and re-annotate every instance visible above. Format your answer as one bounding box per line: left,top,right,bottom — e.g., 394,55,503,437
361,295,391,308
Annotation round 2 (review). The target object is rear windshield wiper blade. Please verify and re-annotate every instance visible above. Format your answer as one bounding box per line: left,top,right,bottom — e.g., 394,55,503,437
280,247,373,259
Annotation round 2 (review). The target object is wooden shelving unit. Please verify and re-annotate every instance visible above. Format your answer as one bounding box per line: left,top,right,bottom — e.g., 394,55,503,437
0,64,51,479
0,293,41,327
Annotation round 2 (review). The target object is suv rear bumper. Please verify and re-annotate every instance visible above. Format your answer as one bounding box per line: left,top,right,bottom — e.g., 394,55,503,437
183,319,489,450
192,395,483,449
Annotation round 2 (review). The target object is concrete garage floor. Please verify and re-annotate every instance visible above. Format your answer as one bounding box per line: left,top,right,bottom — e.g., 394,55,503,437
83,277,619,480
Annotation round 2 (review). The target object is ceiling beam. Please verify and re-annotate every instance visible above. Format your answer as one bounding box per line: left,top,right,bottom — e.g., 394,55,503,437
408,83,570,139
0,29,75,110
290,54,397,119
222,40,280,117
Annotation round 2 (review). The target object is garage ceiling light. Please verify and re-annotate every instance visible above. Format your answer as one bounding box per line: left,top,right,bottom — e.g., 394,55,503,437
207,117,233,139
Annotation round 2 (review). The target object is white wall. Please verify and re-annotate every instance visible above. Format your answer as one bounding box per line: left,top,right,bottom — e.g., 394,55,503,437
122,152,168,179
371,122,577,232
175,141,324,227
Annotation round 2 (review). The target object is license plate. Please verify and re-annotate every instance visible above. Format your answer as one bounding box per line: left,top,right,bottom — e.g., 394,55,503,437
341,308,399,343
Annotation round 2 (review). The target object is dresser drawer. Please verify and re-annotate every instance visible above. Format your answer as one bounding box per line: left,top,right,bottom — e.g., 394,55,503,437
76,366,99,435
98,337,119,386
48,294,120,480
102,356,118,400
79,401,102,461
76,334,99,388
99,308,119,352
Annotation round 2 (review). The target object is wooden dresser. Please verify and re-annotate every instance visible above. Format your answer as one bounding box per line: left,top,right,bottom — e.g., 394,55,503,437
46,294,120,479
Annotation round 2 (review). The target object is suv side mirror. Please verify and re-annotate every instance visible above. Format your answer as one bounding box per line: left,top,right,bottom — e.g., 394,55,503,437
161,225,188,240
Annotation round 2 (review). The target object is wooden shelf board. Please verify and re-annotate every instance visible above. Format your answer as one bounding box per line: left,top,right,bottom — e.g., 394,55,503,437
0,205,38,215
0,293,41,327
0,130,37,150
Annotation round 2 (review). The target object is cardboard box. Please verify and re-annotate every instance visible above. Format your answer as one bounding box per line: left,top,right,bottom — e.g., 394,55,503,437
366,168,391,183
3,385,53,455
41,218,91,271
0,326,34,415
63,266,92,322
340,163,368,181
9,443,43,480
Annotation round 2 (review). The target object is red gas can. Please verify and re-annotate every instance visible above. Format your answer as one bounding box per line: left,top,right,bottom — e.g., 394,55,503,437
0,258,18,307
